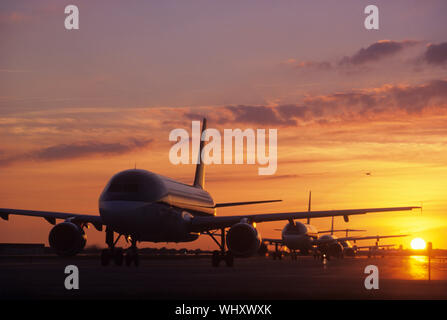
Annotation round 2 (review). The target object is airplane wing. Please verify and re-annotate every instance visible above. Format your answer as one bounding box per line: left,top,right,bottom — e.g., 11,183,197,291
0,208,104,231
336,234,409,242
355,244,396,249
190,206,419,233
317,229,366,234
314,234,408,245
214,200,281,208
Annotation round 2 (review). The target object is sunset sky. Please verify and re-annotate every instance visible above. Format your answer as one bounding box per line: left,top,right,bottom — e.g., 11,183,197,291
1,0,447,250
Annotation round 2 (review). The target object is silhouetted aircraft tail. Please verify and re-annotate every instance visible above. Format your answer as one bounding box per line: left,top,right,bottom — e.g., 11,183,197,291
306,191,312,224
193,118,207,189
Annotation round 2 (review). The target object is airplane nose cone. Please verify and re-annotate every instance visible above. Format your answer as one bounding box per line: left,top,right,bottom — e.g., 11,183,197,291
283,234,312,250
99,201,149,229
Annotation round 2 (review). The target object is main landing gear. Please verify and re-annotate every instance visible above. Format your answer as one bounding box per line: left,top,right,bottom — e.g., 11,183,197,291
290,250,298,261
212,251,234,267
101,227,140,267
272,243,283,260
206,228,234,267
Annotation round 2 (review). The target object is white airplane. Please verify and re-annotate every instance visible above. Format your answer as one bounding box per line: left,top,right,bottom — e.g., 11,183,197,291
0,119,419,267
263,192,410,259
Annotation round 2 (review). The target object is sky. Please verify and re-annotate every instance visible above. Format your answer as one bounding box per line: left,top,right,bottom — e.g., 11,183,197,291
1,0,447,250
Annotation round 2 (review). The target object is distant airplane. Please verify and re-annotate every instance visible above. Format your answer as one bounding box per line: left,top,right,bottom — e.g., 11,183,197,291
0,119,419,267
319,232,408,258
263,192,409,259
354,244,396,258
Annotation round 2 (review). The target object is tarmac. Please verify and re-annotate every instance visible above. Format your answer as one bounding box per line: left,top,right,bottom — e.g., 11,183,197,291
1,254,447,300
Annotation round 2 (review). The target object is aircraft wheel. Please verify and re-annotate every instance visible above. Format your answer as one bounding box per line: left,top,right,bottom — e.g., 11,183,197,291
125,252,133,266
212,251,220,267
133,252,140,267
113,248,124,266
225,253,234,267
101,249,111,266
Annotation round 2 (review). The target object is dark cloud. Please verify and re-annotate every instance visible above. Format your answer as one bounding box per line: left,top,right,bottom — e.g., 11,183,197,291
339,40,419,65
213,79,447,127
284,40,420,72
276,104,309,119
33,139,152,161
304,79,447,117
276,104,328,120
0,138,153,167
183,112,208,121
224,105,296,126
385,79,447,113
424,42,447,65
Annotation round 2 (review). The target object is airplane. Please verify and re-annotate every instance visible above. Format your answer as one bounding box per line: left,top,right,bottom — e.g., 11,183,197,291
262,226,366,260
354,244,396,258
263,192,409,259
318,232,408,258
0,119,420,267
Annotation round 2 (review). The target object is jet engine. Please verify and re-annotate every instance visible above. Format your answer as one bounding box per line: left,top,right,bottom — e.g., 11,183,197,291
48,222,86,256
226,222,261,257
327,242,344,258
343,247,356,257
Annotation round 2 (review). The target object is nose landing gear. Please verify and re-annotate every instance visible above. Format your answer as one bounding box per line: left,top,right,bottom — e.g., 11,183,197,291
125,241,139,267
272,242,282,260
100,227,139,267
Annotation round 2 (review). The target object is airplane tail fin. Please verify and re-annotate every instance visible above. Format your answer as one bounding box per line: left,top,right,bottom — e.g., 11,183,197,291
330,216,334,235
306,190,312,224
193,118,207,189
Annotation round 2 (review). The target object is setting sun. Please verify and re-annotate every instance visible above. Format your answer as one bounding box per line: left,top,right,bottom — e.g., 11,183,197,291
411,238,427,250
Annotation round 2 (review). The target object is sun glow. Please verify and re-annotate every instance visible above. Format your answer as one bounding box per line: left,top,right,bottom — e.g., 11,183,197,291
411,238,426,250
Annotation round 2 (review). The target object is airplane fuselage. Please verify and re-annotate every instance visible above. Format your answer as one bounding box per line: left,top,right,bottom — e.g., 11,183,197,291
281,221,318,252
99,169,214,242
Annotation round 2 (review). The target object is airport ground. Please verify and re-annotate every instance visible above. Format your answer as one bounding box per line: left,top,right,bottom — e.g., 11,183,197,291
1,254,447,300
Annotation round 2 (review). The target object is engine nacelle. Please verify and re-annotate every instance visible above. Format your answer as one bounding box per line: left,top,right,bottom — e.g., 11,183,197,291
281,222,313,251
343,247,356,257
328,242,344,258
48,222,86,256
226,223,261,257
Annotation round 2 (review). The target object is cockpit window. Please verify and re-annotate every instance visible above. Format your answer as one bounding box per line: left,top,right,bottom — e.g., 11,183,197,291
108,183,139,193
100,170,165,202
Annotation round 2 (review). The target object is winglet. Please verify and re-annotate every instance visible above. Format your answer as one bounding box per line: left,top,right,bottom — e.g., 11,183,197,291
193,118,207,189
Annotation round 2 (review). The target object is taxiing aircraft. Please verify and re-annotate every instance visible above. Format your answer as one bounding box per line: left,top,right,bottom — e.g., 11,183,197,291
354,244,396,257
0,119,419,267
263,192,409,259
